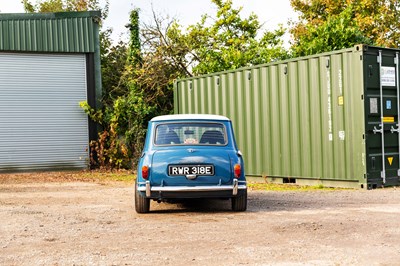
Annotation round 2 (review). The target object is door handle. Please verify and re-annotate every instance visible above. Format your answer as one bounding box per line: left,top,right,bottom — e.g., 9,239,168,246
391,125,399,133
373,124,383,134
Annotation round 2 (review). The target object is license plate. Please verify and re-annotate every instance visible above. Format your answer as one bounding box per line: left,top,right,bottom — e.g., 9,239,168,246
168,165,214,176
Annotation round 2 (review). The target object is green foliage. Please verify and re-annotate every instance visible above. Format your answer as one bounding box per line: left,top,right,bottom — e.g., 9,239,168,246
34,0,64,12
166,0,288,75
80,101,127,169
80,87,155,170
127,9,141,66
79,101,103,123
81,9,158,170
81,1,289,170
114,9,155,167
100,29,129,106
22,0,35,12
21,0,109,20
289,0,400,55
291,5,372,57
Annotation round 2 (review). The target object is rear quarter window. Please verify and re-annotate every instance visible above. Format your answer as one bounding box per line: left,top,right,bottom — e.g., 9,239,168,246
154,122,227,146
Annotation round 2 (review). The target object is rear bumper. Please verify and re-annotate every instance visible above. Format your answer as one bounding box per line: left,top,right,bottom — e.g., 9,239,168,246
137,179,246,198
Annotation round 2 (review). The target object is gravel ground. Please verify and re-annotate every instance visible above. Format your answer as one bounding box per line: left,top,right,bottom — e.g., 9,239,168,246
0,173,400,265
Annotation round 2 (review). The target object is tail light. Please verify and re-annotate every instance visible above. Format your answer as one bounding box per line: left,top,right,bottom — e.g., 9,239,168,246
234,164,241,178
142,165,149,179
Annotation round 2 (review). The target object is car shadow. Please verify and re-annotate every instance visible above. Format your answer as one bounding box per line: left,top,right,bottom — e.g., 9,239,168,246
149,198,234,213
145,190,364,214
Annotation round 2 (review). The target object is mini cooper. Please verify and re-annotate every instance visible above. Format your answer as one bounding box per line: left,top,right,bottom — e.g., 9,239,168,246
135,114,247,213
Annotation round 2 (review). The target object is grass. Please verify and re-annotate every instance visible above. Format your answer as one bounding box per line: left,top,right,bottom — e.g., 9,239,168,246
81,170,136,183
247,182,345,191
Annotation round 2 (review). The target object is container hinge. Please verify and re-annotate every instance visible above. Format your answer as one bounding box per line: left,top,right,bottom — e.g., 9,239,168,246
395,57,399,65
397,169,400,177
373,124,383,134
377,55,381,64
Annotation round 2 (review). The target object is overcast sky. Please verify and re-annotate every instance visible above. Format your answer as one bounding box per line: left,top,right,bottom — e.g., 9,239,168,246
0,0,297,43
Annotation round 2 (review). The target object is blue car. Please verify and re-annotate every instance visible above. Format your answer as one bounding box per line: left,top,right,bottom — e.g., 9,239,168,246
135,114,247,213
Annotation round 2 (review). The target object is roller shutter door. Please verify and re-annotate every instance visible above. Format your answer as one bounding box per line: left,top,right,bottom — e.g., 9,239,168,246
0,53,89,172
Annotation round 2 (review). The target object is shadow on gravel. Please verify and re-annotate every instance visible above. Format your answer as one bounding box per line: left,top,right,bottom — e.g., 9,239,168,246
136,189,400,213
146,190,366,214
247,191,364,213
149,198,233,213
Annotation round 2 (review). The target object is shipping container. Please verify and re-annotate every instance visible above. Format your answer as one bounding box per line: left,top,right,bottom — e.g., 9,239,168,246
174,45,400,188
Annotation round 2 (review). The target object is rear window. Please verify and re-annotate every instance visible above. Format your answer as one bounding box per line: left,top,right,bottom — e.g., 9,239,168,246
155,122,227,146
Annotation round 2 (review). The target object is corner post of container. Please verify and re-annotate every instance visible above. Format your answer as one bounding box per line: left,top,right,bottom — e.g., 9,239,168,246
173,80,179,114
375,50,386,183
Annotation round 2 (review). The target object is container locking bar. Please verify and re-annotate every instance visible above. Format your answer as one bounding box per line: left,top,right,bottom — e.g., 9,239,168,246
378,51,386,183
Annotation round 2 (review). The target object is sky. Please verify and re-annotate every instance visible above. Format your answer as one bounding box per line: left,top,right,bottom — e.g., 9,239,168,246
0,0,297,44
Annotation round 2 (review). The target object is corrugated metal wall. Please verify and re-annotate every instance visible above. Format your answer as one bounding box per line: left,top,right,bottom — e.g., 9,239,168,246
175,46,367,186
0,53,89,171
0,12,99,53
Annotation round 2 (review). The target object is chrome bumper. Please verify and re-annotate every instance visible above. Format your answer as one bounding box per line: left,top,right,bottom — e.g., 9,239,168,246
138,179,246,197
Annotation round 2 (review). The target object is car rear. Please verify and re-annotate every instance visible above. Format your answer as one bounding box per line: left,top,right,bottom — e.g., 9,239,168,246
135,115,247,213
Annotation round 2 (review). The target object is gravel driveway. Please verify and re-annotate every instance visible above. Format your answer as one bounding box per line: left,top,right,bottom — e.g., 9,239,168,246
0,176,399,265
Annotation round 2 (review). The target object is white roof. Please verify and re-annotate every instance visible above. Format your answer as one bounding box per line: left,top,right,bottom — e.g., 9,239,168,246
151,114,230,122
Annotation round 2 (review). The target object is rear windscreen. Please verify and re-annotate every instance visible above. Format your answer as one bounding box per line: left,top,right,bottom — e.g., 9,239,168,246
155,123,227,146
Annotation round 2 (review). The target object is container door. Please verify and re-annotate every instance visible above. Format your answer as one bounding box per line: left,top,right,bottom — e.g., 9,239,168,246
365,50,400,187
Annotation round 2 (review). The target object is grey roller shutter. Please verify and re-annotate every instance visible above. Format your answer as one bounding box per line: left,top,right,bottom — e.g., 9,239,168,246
0,53,89,172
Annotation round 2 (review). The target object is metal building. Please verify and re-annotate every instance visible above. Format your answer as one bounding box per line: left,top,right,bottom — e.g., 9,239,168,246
0,12,101,172
174,45,400,188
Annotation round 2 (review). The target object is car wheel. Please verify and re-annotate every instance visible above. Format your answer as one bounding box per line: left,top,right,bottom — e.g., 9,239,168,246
135,180,150,213
231,189,247,212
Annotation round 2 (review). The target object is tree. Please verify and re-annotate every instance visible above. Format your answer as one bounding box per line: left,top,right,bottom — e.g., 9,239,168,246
163,0,288,75
290,0,400,56
133,0,287,120
21,0,109,19
100,29,128,106
83,0,289,169
133,0,288,126
82,9,155,169
291,4,372,56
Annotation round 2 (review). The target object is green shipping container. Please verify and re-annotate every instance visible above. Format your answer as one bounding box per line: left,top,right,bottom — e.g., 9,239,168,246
174,45,400,188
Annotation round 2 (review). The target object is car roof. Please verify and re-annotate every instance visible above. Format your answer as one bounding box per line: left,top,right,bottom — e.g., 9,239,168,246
151,114,230,122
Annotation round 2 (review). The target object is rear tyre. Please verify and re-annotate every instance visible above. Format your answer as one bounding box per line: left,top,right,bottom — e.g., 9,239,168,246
135,180,150,213
231,189,247,212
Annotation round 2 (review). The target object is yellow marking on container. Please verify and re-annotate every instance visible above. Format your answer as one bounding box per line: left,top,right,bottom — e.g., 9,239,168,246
383,117,395,123
388,157,393,166
338,96,344,106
